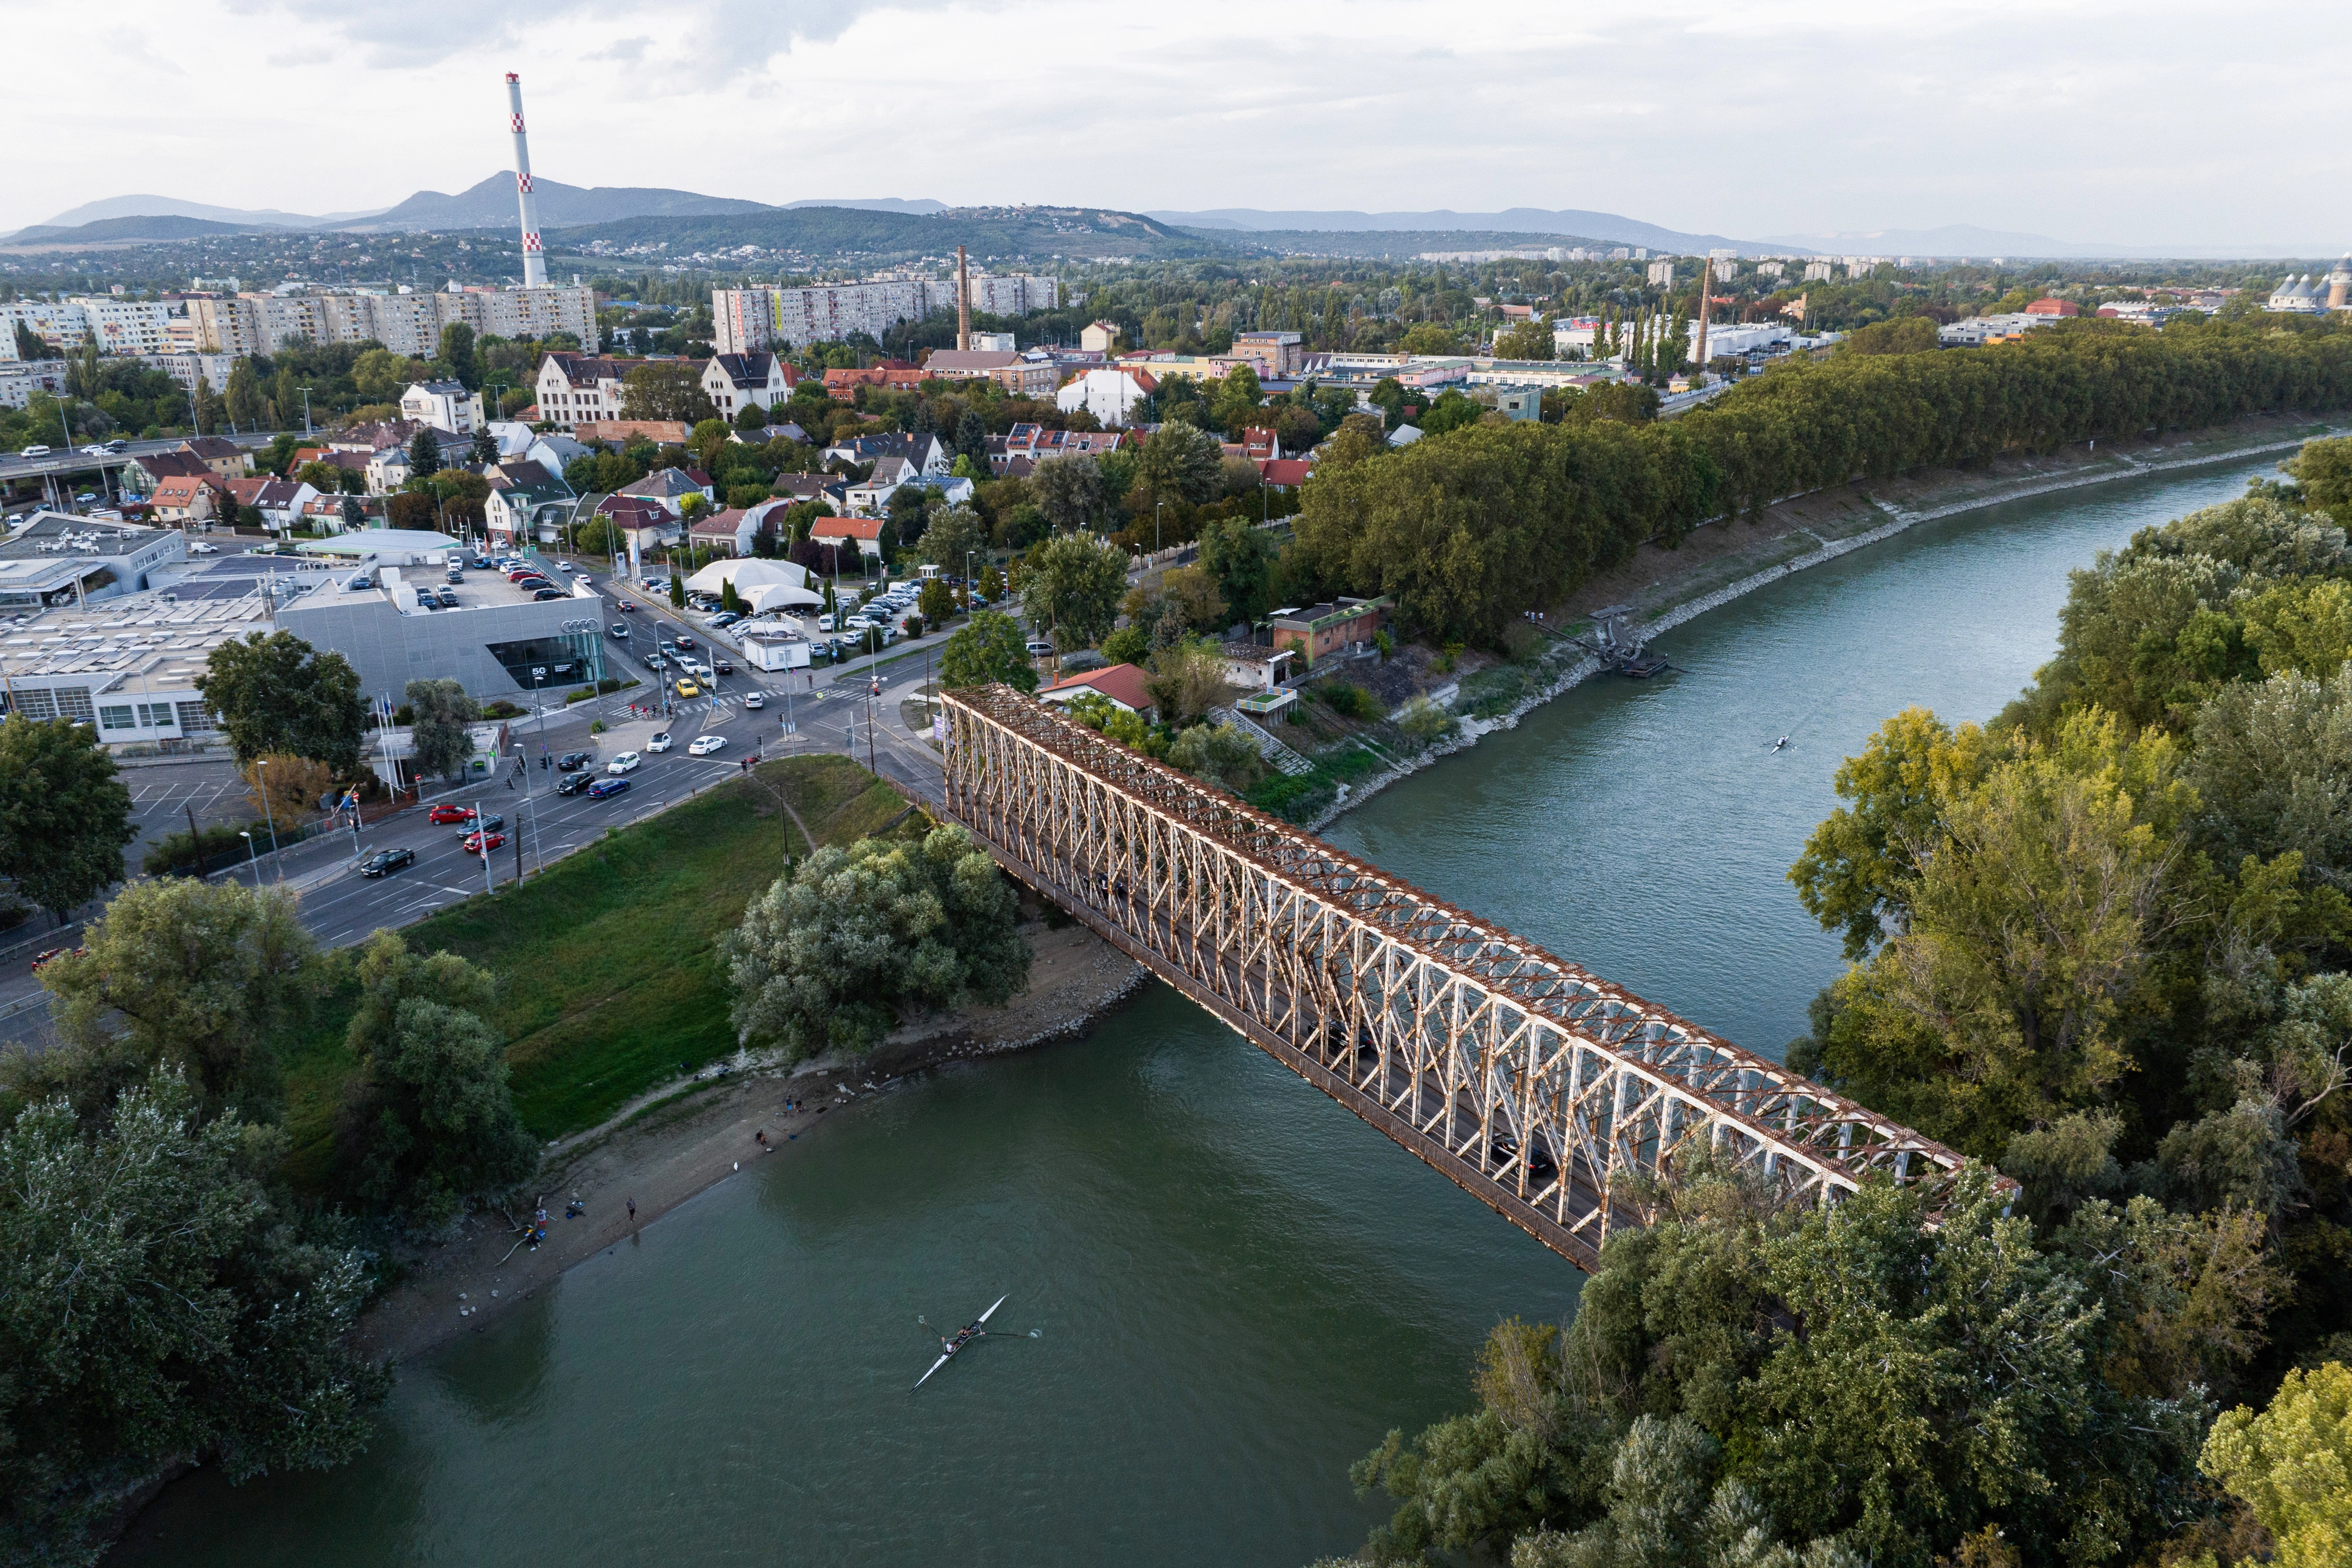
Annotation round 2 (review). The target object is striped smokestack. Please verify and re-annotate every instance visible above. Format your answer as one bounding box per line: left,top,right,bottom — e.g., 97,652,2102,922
1693,256,1710,371
505,72,548,289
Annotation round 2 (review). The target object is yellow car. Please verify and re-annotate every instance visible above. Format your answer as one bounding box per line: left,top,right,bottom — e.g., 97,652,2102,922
676,678,701,698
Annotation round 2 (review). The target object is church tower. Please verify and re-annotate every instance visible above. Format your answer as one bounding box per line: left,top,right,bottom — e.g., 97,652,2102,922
2328,255,2351,312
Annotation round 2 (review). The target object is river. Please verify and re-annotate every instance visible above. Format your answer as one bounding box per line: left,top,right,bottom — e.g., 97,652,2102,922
113,455,2280,1567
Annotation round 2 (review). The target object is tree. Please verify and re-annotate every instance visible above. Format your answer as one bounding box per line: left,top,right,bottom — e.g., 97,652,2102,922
407,427,441,481
1212,363,1265,433
2284,434,2352,526
1838,317,1940,356
1134,420,1223,506
198,630,368,775
2200,1360,2352,1568
1167,722,1263,793
719,825,1030,1059
940,610,1039,693
920,578,956,624
437,322,477,389
0,716,136,924
1494,318,1556,360
918,501,987,578
0,1068,388,1562
33,878,316,1121
470,426,498,465
954,407,988,467
404,678,477,780
334,932,534,1219
670,574,686,609
240,753,333,830
223,356,269,430
735,400,770,430
1145,637,1234,727
2185,661,2352,884
1200,515,1277,624
621,362,718,424
1021,530,1128,650
1157,564,1228,637
1031,453,1108,532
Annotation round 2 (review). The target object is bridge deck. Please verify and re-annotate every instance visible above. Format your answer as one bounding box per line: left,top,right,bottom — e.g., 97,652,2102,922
939,684,1981,1271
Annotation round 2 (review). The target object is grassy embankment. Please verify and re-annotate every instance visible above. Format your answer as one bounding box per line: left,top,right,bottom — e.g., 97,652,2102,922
279,754,914,1190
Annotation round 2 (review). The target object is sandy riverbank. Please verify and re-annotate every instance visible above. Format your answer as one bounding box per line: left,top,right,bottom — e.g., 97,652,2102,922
356,920,1145,1365
1302,412,2347,833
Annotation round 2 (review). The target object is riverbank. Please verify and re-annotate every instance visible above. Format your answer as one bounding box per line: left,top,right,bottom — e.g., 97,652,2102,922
1302,411,2346,833
355,918,1147,1365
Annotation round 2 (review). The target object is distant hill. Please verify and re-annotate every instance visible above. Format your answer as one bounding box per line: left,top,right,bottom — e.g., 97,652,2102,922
1201,228,1628,260
5,213,266,245
353,174,773,232
782,198,947,215
1150,206,1775,256
37,193,387,229
549,205,1228,262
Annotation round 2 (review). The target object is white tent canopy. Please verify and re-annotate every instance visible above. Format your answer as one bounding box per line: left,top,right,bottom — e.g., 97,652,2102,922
743,582,822,615
684,559,810,596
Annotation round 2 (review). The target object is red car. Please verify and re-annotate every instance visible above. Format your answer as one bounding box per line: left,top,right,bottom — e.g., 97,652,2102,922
427,804,475,824
461,830,507,854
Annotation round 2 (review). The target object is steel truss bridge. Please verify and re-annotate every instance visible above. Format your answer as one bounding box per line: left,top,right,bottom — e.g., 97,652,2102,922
940,684,1980,1271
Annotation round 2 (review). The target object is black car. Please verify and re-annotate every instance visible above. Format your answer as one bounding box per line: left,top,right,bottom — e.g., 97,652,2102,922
533,587,565,601
457,814,505,841
556,750,594,771
556,771,592,795
360,847,416,878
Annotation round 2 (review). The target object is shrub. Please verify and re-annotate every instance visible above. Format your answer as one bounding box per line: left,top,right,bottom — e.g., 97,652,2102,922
1316,681,1378,720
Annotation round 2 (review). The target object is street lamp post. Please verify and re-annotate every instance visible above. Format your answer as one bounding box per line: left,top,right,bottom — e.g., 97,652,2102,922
239,830,258,888
254,757,281,880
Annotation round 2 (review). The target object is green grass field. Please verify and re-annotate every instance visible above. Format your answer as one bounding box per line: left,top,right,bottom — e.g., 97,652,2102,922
280,754,912,1190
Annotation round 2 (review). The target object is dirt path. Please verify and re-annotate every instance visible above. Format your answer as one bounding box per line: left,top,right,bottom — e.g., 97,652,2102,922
354,922,1145,1365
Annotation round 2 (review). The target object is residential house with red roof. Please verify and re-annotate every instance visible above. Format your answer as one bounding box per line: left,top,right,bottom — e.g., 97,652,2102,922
149,473,231,528
1037,662,1156,722
224,476,318,532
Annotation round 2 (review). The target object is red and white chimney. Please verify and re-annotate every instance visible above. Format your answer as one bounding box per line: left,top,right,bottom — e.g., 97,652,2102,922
505,72,548,289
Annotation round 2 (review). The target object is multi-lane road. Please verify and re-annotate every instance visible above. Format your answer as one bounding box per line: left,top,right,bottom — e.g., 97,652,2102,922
0,573,957,1042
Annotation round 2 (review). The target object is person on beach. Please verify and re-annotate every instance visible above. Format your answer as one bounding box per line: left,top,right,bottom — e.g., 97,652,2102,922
756,1129,767,1148
627,1196,637,1223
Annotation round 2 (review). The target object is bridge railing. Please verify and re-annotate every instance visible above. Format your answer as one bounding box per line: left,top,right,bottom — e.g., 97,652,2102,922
940,684,1987,1269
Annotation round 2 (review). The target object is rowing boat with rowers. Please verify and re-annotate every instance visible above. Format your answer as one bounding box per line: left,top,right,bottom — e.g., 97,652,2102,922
913,1295,1038,1389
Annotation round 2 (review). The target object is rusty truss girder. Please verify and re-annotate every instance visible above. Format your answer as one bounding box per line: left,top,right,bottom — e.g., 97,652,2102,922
939,684,1982,1270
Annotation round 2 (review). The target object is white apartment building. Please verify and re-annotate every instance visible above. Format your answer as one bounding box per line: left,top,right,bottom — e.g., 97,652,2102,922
701,352,793,418
1804,261,1835,282
1,297,181,358
183,285,599,359
534,353,635,430
400,380,483,435
1646,260,1676,287
713,274,1060,353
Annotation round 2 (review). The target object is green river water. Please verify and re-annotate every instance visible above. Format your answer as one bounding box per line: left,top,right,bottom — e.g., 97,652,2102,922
113,454,2283,1566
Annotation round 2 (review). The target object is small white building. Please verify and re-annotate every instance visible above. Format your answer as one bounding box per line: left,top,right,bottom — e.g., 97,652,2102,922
399,380,482,436
701,352,794,418
740,624,813,670
1056,366,1157,427
1080,320,1122,353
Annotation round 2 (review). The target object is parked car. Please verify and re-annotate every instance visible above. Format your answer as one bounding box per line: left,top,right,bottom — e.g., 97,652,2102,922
533,587,565,601
556,750,595,771
556,771,593,795
427,803,476,824
460,830,507,854
743,692,765,710
188,541,219,554
645,731,674,752
687,734,727,757
607,751,642,774
436,588,459,607
587,776,630,800
360,847,416,878
676,678,701,698
816,614,836,632
709,612,741,628
1024,638,1054,656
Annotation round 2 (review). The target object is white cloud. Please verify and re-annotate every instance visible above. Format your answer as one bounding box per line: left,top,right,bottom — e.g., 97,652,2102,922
4,0,2344,249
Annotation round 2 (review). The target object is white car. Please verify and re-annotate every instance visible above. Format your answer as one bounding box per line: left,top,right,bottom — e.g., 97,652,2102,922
606,751,642,774
743,692,765,710
816,614,836,632
644,731,673,753
188,541,219,554
79,444,108,455
19,445,50,458
687,734,728,757
1024,638,1054,656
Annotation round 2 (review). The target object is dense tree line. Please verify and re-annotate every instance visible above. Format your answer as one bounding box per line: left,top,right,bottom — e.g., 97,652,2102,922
1322,455,2352,1567
1291,317,2352,646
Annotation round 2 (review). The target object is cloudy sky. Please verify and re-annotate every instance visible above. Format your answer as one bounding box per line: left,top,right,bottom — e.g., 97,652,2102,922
8,0,2343,249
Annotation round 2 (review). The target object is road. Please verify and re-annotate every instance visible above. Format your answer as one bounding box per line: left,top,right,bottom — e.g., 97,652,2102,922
0,430,282,491
0,579,954,1045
